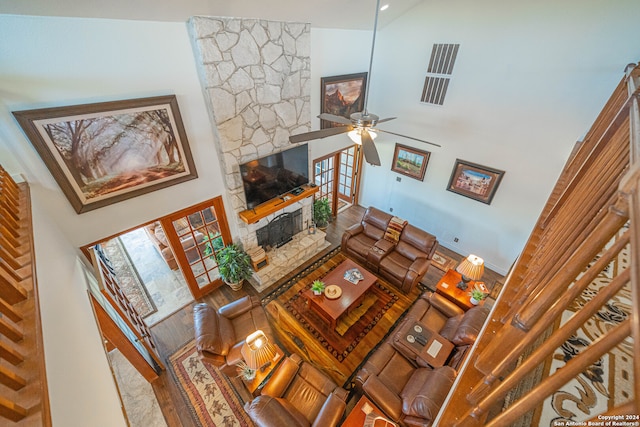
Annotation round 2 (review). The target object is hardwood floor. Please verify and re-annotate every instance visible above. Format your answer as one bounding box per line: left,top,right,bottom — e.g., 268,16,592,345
148,204,504,426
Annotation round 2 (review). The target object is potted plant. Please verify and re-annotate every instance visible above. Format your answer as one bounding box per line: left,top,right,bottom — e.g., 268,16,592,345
468,285,487,305
311,280,325,295
236,361,256,381
217,243,253,291
313,197,332,229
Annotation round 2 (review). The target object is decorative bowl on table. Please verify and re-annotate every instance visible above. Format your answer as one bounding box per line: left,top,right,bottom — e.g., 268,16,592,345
324,285,342,299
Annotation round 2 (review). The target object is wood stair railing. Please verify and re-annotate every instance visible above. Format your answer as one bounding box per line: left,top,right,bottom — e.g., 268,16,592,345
0,165,51,425
437,63,640,425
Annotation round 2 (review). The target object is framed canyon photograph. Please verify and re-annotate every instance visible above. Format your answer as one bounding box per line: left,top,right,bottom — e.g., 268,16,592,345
447,159,504,204
391,143,430,181
13,95,197,213
320,72,367,129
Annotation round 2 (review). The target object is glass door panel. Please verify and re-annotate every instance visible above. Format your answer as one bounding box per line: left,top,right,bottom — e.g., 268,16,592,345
160,197,231,299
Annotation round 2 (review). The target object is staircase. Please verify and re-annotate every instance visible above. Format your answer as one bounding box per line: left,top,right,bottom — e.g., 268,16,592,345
0,166,51,425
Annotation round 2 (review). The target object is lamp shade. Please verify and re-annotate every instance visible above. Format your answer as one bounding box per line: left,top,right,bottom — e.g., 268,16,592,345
241,330,276,370
456,254,484,281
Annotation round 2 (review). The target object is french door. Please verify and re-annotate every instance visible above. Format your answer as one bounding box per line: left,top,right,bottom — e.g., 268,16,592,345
313,145,361,215
159,196,232,299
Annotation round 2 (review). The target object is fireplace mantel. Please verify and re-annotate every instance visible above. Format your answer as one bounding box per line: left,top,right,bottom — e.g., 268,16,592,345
238,185,318,224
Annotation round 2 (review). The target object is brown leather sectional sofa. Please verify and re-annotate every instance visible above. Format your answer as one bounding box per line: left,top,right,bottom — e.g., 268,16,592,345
244,353,348,427
353,292,490,426
341,206,438,294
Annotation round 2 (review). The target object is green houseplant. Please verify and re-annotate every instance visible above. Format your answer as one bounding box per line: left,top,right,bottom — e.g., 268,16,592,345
313,197,332,229
468,285,487,305
311,280,325,295
217,243,253,291
236,361,256,381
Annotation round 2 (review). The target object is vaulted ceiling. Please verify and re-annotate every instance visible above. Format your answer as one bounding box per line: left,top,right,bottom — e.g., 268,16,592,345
0,0,423,29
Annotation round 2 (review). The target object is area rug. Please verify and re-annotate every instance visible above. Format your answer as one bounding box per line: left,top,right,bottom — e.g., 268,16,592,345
169,340,254,427
102,237,156,317
534,224,633,426
431,251,458,272
262,248,422,385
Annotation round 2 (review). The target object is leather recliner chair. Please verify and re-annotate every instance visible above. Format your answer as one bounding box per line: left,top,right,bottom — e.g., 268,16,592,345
244,353,348,427
354,292,490,426
378,224,438,294
341,206,392,265
193,295,273,377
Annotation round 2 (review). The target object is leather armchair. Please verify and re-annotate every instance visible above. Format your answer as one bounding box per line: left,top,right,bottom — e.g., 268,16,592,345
193,295,273,377
244,353,348,427
378,224,438,294
354,292,490,426
341,206,392,265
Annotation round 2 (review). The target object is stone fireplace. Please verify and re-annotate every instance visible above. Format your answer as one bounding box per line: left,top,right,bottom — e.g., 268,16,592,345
189,16,328,291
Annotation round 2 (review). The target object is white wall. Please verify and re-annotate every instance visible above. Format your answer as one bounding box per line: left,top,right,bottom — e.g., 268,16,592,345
0,14,228,426
358,0,640,273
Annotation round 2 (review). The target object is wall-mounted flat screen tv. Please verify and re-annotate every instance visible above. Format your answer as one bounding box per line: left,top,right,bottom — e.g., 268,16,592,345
240,144,309,209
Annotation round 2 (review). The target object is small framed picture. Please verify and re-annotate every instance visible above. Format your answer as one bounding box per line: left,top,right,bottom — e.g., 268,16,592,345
447,159,504,204
391,143,430,181
320,72,367,129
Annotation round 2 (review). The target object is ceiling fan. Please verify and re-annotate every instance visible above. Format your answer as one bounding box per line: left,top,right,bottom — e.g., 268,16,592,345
289,0,441,166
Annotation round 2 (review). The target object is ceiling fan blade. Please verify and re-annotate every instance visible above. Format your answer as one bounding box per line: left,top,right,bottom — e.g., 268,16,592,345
374,128,442,148
376,117,397,124
289,126,352,144
318,113,354,126
361,129,381,166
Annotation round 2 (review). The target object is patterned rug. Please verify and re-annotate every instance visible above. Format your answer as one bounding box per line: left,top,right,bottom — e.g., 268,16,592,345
431,250,458,272
102,237,156,317
169,340,254,427
262,249,422,385
535,225,633,426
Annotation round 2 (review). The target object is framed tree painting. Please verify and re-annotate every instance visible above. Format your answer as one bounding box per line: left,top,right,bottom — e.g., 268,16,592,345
391,143,430,181
320,72,367,129
13,95,198,213
447,159,505,204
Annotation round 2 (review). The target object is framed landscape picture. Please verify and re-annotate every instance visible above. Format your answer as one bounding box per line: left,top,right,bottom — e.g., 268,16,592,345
13,95,198,213
320,72,367,129
391,143,430,181
447,159,504,204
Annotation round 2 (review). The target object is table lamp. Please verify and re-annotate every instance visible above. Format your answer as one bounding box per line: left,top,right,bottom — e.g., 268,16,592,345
455,254,484,290
241,330,276,371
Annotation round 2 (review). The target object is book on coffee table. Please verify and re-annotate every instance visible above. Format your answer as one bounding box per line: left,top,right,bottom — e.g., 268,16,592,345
344,268,364,284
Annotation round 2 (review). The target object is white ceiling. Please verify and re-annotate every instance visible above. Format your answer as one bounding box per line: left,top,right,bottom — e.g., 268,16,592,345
0,0,424,29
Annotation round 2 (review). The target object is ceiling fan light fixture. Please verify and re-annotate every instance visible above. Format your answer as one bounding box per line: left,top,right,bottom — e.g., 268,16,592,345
348,129,377,145
380,4,389,11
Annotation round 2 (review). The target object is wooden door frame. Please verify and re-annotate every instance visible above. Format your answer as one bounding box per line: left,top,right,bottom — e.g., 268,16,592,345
313,145,362,216
159,196,232,299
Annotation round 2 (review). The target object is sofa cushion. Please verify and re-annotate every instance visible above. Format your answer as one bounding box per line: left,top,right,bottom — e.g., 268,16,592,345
441,306,490,346
401,366,456,421
346,233,378,259
245,395,309,427
193,303,234,356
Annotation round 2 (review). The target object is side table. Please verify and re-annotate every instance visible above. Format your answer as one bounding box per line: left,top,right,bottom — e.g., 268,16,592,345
341,395,396,427
435,269,488,311
242,343,284,396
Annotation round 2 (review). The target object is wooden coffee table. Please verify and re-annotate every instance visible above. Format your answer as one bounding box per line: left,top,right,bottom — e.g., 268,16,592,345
303,259,376,331
435,269,488,311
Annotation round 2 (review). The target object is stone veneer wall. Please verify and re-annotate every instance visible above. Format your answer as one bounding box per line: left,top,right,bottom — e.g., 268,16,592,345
189,17,327,291
189,16,313,250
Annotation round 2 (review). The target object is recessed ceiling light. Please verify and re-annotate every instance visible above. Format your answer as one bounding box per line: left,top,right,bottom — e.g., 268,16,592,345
380,4,389,11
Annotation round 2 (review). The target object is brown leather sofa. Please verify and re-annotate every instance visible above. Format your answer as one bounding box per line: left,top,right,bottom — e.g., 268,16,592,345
193,295,273,377
342,206,438,293
244,353,348,427
354,292,490,426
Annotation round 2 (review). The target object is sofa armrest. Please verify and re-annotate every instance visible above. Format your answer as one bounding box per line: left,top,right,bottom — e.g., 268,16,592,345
362,375,403,422
311,390,348,427
199,350,226,368
261,355,302,398
426,292,465,318
219,295,260,319
341,223,364,248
